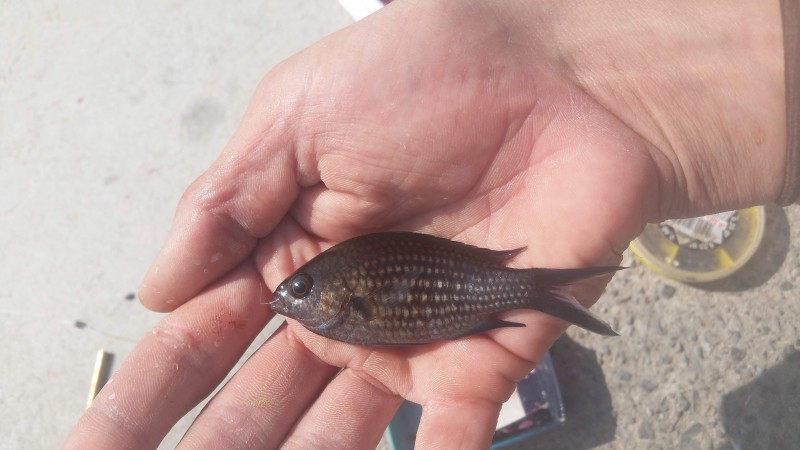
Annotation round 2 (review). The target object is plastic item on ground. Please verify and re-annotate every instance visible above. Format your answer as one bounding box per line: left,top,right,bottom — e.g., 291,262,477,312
386,352,565,449
630,206,765,283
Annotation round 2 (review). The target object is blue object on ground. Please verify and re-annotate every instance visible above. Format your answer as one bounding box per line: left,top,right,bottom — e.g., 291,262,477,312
386,352,565,449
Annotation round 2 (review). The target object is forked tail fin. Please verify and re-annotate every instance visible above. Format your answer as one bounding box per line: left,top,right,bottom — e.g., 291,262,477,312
527,266,623,336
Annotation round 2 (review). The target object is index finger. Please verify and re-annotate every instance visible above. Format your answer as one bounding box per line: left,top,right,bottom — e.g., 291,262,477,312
65,262,272,449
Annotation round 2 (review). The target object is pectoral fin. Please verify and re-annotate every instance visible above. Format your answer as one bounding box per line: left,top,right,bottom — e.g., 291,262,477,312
348,295,379,322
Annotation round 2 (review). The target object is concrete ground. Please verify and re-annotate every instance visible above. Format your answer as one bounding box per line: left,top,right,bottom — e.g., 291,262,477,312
1,2,797,449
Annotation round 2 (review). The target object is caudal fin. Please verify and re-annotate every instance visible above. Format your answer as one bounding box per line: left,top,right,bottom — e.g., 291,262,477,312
528,266,623,336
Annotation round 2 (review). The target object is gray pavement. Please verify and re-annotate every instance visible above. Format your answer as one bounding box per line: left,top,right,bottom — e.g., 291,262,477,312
1,2,798,449
1,1,350,448
517,204,800,450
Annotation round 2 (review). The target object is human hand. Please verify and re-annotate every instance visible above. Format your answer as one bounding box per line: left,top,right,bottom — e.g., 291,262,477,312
65,0,786,448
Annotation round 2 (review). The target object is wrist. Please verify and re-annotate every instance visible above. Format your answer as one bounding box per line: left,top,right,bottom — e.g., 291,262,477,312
779,0,800,205
536,0,786,217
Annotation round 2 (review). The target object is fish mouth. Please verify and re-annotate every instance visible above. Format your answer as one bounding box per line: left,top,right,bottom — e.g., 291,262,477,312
266,296,282,312
267,289,290,314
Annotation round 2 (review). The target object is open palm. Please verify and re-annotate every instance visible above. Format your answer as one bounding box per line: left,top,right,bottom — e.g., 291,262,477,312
66,1,784,449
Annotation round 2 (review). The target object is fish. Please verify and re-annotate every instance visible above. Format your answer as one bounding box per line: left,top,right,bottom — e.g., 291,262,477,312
269,231,620,346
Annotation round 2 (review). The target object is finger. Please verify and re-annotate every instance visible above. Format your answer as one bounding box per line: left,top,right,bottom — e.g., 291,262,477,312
177,325,338,449
139,90,302,312
417,399,501,450
281,368,403,450
254,217,331,290
64,262,270,450
288,322,528,403
290,323,518,450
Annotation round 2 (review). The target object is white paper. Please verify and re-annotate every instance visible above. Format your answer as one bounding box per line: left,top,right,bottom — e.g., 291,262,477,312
496,388,526,429
337,0,385,20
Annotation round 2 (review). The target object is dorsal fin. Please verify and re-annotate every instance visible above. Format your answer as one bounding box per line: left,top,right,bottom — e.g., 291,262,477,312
455,242,527,265
384,232,526,266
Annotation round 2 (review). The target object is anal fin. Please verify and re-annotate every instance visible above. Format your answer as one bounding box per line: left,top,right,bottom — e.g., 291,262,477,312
454,318,526,339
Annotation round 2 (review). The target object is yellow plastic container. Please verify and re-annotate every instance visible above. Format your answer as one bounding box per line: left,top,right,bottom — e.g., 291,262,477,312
630,206,765,283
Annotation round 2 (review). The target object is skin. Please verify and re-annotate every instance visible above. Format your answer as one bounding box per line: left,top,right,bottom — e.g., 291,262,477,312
65,0,786,449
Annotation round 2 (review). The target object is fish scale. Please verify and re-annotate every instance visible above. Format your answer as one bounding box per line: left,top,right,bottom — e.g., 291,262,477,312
269,231,620,346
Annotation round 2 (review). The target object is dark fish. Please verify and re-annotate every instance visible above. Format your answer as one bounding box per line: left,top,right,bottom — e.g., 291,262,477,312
269,232,620,346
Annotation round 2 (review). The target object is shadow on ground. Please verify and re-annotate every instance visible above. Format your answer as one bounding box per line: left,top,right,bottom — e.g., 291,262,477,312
693,204,791,292
525,335,616,449
719,350,800,450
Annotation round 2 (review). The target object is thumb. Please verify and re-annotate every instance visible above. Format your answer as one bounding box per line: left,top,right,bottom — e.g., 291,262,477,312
139,82,302,311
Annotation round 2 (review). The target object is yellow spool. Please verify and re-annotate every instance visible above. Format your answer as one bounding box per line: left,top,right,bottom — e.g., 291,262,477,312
629,206,765,283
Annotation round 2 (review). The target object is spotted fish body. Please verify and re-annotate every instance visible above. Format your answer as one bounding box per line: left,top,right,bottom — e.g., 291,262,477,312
269,232,619,346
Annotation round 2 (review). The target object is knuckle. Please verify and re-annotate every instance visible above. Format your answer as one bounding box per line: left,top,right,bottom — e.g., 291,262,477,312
149,319,210,372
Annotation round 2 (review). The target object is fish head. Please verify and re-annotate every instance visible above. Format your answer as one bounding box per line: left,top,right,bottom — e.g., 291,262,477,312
270,262,351,330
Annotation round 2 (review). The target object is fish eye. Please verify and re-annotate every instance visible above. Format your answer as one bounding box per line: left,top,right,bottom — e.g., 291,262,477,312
289,274,313,298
